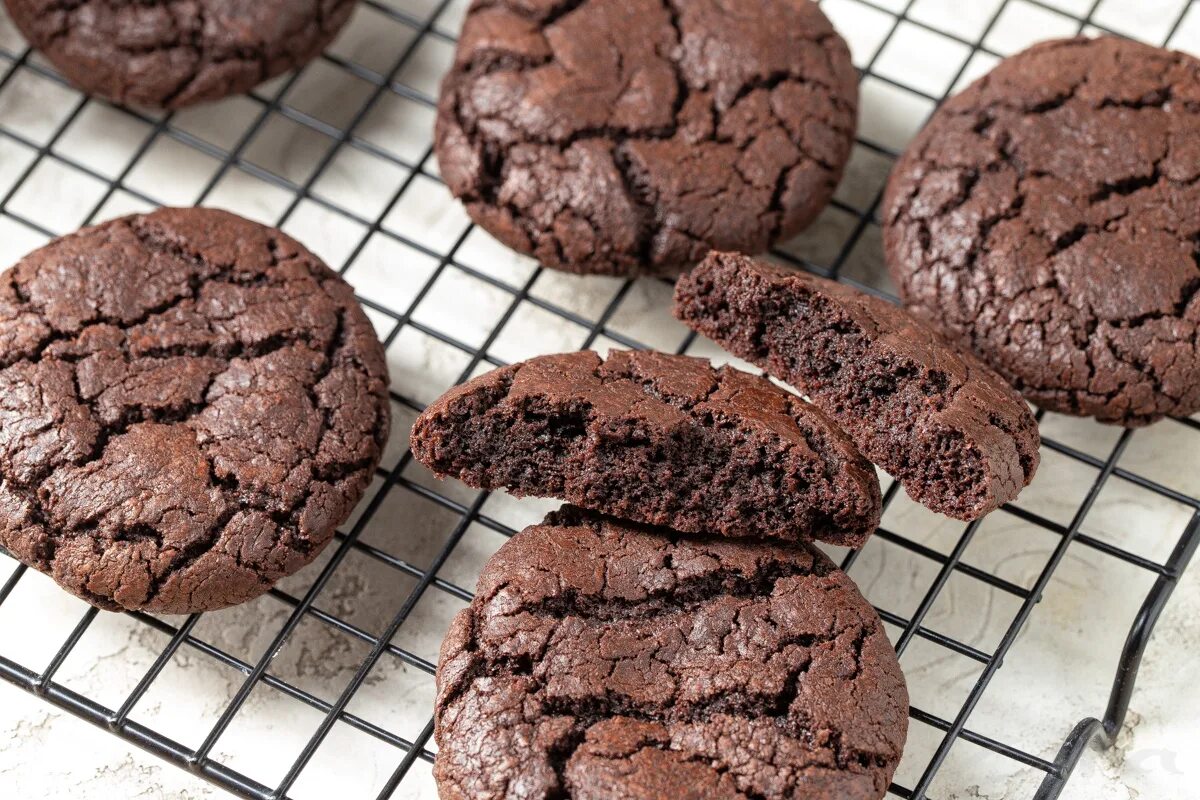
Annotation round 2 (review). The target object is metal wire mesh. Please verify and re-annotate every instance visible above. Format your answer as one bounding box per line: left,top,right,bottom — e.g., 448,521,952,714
0,0,1198,798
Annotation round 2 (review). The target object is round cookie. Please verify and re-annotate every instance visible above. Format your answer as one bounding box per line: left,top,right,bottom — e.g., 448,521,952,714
884,36,1200,426
0,207,390,614
436,0,858,276
435,506,909,800
3,0,356,109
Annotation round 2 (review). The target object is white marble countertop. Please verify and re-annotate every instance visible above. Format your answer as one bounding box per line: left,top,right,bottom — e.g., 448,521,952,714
0,0,1198,798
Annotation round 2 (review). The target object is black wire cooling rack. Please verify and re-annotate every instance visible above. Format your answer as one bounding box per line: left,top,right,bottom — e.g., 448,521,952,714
0,0,1198,798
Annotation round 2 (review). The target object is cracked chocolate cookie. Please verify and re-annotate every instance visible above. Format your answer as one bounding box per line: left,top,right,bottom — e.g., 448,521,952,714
0,207,390,614
674,252,1040,521
410,349,882,547
435,506,909,800
3,0,355,109
883,36,1200,426
435,0,858,276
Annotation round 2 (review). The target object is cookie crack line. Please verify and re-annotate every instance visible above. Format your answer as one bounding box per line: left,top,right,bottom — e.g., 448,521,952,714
894,41,1200,234
450,619,894,799
549,668,893,790
454,60,845,182
940,38,1196,120
487,556,835,625
902,118,1200,245
454,620,885,750
2,216,286,370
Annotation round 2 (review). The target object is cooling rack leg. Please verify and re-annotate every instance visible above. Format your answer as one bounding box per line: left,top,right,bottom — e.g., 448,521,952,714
1033,513,1200,800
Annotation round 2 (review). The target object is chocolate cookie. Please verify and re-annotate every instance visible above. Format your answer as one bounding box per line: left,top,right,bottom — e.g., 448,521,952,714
0,208,390,614
883,36,1200,426
674,252,1040,520
411,349,882,547
3,0,355,109
436,0,858,276
435,506,909,800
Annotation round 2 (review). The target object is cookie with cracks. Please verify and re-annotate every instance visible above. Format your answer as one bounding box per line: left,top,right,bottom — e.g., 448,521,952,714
674,252,1039,521
3,0,356,108
434,507,909,800
0,207,390,613
435,0,858,276
885,36,1200,426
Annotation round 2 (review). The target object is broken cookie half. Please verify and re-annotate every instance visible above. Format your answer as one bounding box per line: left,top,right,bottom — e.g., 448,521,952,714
674,251,1040,520
410,349,882,548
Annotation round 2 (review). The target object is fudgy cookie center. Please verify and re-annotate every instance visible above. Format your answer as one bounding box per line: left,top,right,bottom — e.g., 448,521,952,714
410,350,883,547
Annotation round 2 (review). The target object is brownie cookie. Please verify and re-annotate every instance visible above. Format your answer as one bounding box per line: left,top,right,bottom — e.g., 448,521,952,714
883,36,1200,426
3,0,355,109
674,252,1040,520
0,208,390,614
411,349,882,547
435,506,909,800
436,0,858,276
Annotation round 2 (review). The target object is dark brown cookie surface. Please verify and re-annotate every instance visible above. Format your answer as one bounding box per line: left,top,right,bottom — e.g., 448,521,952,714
0,208,390,614
410,349,882,548
883,36,1200,426
674,252,1040,521
435,507,909,800
4,0,355,108
436,0,858,276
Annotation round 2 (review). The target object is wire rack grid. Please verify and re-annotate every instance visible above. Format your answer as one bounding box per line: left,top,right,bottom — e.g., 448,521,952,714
0,0,1198,798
